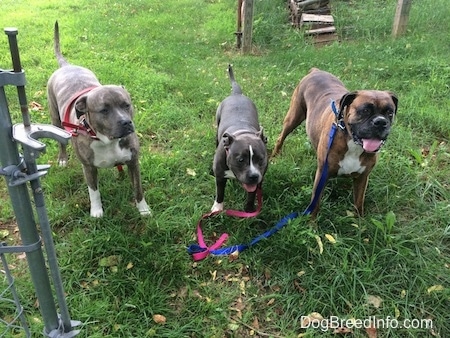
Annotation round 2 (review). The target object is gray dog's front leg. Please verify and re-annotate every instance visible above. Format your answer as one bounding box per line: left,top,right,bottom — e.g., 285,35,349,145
127,161,151,216
82,164,103,218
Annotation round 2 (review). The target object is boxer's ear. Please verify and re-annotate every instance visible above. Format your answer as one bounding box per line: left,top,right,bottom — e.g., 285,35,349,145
75,95,88,118
339,91,358,112
388,91,399,114
257,126,267,144
222,133,235,148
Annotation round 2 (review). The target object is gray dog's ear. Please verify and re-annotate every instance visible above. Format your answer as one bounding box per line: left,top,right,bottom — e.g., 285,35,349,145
222,133,235,149
256,126,267,144
339,91,358,112
75,95,88,118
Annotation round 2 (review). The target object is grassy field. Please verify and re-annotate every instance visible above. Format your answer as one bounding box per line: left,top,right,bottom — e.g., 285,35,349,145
0,0,449,337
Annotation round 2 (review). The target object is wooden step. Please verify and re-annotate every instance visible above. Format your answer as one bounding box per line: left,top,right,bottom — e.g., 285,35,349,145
305,26,336,35
300,13,334,25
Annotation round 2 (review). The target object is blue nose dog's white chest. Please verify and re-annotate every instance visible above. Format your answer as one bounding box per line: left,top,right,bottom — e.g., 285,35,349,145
91,138,132,168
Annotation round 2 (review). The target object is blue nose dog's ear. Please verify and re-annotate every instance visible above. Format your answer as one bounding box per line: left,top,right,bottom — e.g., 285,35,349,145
256,126,267,144
75,95,88,118
222,132,235,148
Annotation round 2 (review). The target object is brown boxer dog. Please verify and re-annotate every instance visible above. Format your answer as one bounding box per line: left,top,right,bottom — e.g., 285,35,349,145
272,68,398,216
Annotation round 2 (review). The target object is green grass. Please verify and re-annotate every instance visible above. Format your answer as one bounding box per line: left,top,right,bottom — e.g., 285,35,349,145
0,0,449,337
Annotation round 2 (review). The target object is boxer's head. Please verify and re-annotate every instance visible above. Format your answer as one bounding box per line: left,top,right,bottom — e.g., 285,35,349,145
340,90,398,153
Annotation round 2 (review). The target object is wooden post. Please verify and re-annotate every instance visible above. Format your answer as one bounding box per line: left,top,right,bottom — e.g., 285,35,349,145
235,0,243,49
392,0,412,37
242,0,254,54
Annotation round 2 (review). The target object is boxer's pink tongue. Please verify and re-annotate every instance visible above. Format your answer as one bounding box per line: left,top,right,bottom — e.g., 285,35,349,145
243,184,257,193
362,139,383,152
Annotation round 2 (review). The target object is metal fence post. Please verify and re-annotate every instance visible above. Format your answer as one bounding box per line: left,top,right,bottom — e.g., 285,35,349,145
0,27,80,337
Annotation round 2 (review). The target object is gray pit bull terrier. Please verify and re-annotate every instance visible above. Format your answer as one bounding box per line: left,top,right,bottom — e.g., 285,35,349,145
211,65,268,213
47,21,150,218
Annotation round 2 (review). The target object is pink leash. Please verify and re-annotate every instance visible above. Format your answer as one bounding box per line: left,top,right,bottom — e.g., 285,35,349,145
190,187,262,261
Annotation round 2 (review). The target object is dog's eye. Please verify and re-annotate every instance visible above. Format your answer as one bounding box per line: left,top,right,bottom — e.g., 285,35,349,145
122,103,131,110
100,108,109,114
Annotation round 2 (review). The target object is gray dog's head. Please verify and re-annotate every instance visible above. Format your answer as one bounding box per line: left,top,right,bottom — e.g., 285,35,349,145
223,129,268,192
75,85,135,142
340,90,398,153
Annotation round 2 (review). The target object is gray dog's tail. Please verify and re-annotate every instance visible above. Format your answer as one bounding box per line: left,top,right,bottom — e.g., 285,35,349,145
228,64,242,95
53,21,69,67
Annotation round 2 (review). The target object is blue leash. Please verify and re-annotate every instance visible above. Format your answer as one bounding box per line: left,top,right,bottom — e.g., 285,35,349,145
187,101,342,260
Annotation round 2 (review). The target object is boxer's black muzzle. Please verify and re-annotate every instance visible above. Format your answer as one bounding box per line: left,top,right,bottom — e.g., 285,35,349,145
349,115,392,153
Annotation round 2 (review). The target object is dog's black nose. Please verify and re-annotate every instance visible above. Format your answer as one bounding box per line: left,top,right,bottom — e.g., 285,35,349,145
119,119,133,128
247,173,260,183
372,116,388,128
118,119,134,132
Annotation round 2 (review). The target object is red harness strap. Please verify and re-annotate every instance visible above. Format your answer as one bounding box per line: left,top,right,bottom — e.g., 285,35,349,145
61,86,123,172
62,86,99,140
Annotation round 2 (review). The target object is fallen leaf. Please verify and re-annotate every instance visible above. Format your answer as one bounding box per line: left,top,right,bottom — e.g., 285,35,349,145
333,326,352,334
325,234,336,244
239,280,246,295
293,280,306,294
366,295,383,308
0,229,9,238
264,268,271,280
186,168,196,176
400,289,407,298
297,270,306,277
126,262,134,270
153,314,166,324
427,285,444,293
99,255,121,267
29,101,43,111
228,323,239,331
229,250,239,262
315,235,323,254
394,306,400,319
366,325,377,338
301,312,323,327
252,316,259,330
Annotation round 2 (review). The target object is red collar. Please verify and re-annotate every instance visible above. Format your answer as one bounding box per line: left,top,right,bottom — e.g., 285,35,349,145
62,86,99,140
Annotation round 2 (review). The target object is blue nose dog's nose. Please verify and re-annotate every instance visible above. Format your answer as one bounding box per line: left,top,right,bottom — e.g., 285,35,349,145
247,172,260,183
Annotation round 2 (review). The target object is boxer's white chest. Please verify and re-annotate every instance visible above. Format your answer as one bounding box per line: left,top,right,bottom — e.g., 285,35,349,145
91,139,132,168
338,140,366,175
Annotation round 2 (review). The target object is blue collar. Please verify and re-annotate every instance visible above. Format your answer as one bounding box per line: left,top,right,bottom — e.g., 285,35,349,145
331,100,346,132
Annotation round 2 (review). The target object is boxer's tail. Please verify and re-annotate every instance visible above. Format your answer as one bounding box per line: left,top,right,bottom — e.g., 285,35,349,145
228,64,242,95
53,21,69,67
